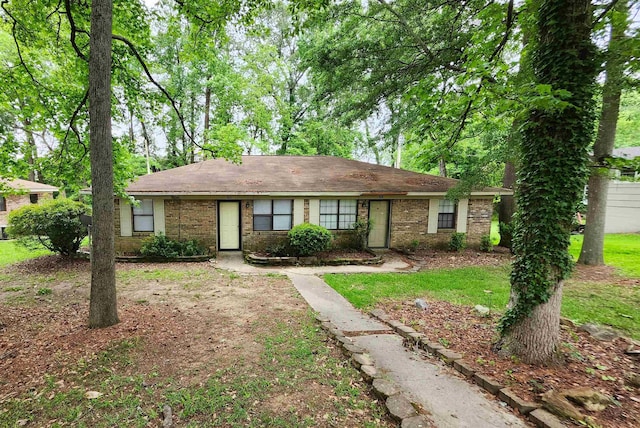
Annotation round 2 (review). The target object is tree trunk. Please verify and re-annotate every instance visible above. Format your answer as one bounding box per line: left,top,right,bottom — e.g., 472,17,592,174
21,117,38,182
204,80,211,146
499,0,597,365
497,161,516,248
500,281,564,364
438,157,447,177
141,119,152,174
578,0,627,266
88,0,118,328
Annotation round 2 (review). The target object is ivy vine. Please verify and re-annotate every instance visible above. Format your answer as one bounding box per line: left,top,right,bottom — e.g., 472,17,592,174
498,0,598,334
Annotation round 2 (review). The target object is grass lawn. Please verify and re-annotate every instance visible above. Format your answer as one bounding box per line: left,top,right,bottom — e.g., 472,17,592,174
324,233,640,339
570,233,640,277
0,240,51,267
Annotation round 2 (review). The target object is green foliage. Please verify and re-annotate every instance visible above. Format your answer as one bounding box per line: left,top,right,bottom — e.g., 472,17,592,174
349,219,372,251
7,198,88,256
139,234,207,258
480,235,493,252
448,233,467,252
265,240,292,257
499,0,598,335
287,223,331,256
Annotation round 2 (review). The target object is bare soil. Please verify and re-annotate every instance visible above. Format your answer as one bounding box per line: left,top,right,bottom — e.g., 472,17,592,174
381,250,640,428
0,256,392,427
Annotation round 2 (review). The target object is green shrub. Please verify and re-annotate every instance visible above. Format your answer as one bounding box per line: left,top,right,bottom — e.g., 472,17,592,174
139,234,207,258
265,241,292,257
448,232,467,252
480,235,493,252
287,223,332,256
350,219,372,250
7,198,88,256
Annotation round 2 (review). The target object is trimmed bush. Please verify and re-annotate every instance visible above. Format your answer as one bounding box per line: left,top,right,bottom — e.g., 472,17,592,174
287,223,332,256
448,232,467,252
7,198,88,256
480,234,493,252
139,234,207,258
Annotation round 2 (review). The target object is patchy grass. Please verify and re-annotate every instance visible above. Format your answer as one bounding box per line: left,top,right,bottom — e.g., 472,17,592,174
570,233,640,277
0,261,391,427
0,240,51,267
0,311,388,427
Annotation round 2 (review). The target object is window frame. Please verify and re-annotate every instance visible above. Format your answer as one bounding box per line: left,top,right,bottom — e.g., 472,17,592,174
437,199,457,230
132,199,154,232
29,193,38,204
320,199,358,230
0,195,6,211
252,199,293,231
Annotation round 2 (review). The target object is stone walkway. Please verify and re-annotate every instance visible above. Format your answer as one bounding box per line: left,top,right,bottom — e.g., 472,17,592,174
215,252,527,427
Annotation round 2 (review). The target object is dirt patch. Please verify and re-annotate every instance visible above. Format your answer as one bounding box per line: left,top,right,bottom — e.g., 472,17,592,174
0,258,392,427
400,248,513,270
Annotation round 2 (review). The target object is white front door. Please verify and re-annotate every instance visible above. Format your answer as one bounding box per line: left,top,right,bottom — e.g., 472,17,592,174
368,201,389,248
219,201,240,250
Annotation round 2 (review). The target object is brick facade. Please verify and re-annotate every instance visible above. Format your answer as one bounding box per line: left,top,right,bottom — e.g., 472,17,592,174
466,198,493,246
0,192,54,236
113,196,495,254
389,199,431,248
115,198,218,254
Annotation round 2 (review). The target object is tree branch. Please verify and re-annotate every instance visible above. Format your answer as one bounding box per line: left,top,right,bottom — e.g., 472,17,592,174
111,33,197,146
64,0,88,62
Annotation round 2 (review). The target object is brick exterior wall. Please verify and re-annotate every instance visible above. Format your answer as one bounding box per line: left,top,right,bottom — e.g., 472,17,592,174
466,198,493,246
114,198,218,254
389,199,430,248
0,192,54,229
165,199,217,248
113,196,495,254
242,200,290,252
388,197,494,250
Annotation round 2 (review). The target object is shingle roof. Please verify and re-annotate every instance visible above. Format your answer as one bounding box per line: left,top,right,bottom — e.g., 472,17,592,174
125,156,508,196
0,178,58,192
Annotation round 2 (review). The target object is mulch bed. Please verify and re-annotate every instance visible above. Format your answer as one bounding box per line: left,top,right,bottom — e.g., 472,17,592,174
379,249,640,428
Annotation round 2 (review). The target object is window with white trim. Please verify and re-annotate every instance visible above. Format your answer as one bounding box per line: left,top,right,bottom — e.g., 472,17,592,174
438,199,456,229
253,200,293,231
320,199,357,230
132,199,154,232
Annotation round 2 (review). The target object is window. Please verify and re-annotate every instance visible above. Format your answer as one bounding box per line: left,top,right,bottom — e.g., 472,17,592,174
320,200,357,230
29,193,38,204
253,200,292,231
438,199,456,229
0,196,5,211
132,199,154,232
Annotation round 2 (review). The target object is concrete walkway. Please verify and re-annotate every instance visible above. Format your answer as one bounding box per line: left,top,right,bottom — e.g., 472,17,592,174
215,252,527,427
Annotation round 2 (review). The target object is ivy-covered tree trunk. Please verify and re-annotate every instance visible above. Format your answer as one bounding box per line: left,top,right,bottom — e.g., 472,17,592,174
88,0,119,328
498,0,597,364
578,0,628,266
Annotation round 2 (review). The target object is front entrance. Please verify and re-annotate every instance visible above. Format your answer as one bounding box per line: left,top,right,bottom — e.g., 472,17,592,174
218,201,241,250
368,200,389,248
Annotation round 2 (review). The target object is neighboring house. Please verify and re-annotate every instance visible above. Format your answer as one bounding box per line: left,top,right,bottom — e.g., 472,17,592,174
604,147,640,233
114,156,511,254
612,147,640,179
0,178,59,239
